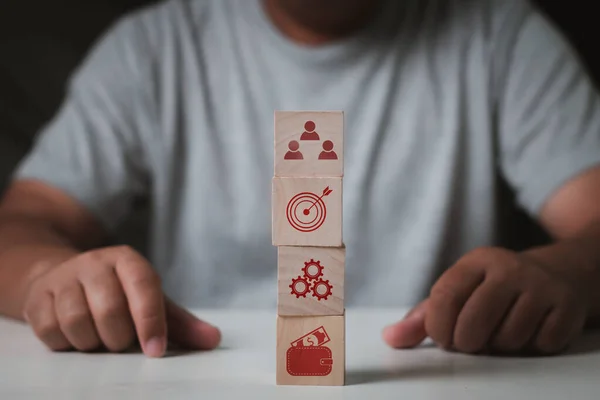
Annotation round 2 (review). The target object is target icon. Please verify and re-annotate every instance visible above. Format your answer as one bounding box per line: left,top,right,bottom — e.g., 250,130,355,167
286,186,333,232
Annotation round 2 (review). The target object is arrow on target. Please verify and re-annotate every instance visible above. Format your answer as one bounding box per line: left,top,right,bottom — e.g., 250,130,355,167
303,186,333,215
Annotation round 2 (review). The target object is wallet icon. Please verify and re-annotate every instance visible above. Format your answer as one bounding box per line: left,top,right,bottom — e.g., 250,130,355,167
287,326,333,376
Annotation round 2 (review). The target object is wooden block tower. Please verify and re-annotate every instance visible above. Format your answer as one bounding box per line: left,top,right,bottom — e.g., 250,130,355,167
272,111,345,386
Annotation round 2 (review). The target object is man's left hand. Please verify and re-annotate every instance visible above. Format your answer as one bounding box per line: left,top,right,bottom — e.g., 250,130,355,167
382,247,588,355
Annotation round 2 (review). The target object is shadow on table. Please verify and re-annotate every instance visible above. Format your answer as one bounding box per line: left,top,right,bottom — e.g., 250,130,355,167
99,342,232,358
163,346,232,358
489,330,600,358
558,332,600,356
346,332,600,386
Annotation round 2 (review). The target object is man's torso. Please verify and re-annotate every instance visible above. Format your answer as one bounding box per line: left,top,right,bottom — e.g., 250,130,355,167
127,0,526,308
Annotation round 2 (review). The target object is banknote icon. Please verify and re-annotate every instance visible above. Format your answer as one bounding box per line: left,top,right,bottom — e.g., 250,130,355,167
291,326,330,347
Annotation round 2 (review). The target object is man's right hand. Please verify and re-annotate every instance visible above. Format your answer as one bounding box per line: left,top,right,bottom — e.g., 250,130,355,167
21,245,221,357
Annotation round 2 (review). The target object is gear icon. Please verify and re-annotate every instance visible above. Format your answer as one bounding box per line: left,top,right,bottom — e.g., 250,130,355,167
311,279,333,301
302,259,324,281
289,276,311,298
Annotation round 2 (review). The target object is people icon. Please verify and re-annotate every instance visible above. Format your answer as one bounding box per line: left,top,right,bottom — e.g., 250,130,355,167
318,140,338,160
284,140,303,160
300,120,320,140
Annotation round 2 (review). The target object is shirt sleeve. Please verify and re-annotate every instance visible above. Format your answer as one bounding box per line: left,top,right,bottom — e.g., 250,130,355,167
11,13,157,233
494,1,600,218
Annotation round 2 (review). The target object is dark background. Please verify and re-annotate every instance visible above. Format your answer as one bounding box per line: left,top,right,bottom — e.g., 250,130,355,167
0,0,597,251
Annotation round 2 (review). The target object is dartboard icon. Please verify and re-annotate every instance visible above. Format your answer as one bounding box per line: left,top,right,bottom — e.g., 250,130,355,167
286,186,333,232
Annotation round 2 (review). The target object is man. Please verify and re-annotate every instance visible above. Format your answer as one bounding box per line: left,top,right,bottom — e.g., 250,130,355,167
0,0,599,359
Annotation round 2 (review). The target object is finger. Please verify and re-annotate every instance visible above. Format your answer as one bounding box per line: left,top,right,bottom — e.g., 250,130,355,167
426,266,485,349
113,251,166,358
534,301,586,354
490,292,551,353
82,269,136,352
166,298,221,350
55,283,101,351
382,299,428,349
25,291,71,351
453,280,519,353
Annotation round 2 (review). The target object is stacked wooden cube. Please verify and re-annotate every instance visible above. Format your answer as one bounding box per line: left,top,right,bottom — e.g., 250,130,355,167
272,111,345,386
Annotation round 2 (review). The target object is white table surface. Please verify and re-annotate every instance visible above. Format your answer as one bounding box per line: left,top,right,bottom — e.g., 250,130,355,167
1,308,599,399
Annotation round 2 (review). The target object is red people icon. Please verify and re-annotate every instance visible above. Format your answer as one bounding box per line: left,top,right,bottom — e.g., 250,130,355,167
300,120,320,141
318,140,338,160
284,140,303,160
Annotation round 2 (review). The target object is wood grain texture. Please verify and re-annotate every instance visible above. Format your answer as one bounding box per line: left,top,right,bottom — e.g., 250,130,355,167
278,246,345,316
272,177,342,247
276,314,345,386
274,111,343,177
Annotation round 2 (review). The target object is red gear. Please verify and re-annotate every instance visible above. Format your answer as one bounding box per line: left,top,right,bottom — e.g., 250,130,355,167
289,276,311,298
311,279,333,301
302,259,324,281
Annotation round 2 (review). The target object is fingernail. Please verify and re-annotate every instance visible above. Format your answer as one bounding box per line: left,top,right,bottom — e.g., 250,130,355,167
382,324,399,336
382,325,400,343
145,337,166,358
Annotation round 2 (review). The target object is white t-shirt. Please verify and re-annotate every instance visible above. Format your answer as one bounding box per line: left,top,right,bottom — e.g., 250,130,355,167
15,0,600,309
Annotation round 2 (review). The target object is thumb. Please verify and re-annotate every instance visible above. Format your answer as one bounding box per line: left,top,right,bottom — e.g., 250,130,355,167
382,299,428,349
165,297,222,350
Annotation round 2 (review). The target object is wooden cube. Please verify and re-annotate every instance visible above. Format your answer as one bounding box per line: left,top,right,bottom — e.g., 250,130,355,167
272,177,342,247
274,111,343,178
277,314,345,386
278,246,344,316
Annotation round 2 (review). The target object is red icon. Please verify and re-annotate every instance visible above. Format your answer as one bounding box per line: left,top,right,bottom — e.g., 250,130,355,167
282,120,339,162
284,140,303,160
318,140,338,160
312,279,334,301
289,259,333,300
289,276,311,297
300,120,320,140
287,326,333,376
286,186,332,232
302,259,324,280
